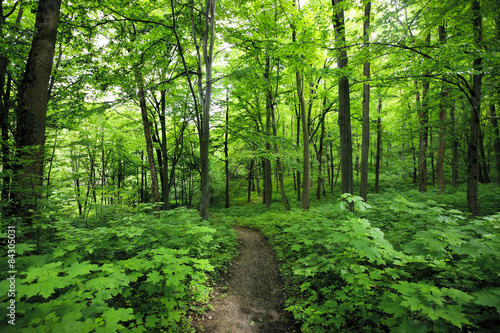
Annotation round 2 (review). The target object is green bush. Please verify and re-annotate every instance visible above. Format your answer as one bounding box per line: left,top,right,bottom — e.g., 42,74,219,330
0,207,238,332
221,194,500,332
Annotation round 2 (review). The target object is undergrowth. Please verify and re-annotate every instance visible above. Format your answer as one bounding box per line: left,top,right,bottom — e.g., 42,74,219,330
0,206,238,332
214,191,500,332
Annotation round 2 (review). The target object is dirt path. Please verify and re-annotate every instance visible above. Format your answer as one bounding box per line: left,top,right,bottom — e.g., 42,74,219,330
194,227,296,332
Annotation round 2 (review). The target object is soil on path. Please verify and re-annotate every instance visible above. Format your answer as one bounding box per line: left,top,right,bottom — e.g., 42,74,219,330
194,227,297,332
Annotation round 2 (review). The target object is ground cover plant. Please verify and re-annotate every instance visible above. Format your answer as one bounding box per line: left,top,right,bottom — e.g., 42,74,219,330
2,0,500,331
215,190,500,332
0,207,238,332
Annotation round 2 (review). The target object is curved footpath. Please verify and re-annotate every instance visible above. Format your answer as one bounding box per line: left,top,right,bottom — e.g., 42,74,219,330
194,227,297,332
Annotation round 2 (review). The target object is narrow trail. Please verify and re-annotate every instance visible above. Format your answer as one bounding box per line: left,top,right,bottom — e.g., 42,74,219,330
194,227,296,332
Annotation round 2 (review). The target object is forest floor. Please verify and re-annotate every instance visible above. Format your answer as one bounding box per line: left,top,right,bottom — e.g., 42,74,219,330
193,227,298,332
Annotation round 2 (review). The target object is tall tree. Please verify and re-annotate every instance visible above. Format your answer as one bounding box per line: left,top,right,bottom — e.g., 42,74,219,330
172,0,217,220
418,32,431,192
333,0,353,205
360,0,371,201
490,104,500,184
467,0,482,216
436,23,447,191
135,70,160,210
12,0,62,222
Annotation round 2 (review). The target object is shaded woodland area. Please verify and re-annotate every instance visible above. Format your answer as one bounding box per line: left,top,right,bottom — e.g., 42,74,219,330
1,0,500,332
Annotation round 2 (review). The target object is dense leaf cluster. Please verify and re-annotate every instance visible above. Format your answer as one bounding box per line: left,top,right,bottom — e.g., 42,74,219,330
222,193,500,332
0,207,238,332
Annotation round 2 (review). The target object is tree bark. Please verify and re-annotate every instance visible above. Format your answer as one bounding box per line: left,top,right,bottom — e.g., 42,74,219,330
490,104,500,184
225,92,230,208
197,0,217,220
295,104,301,201
264,57,273,209
375,99,382,193
171,0,216,220
135,70,160,210
360,0,371,202
436,24,447,191
271,98,290,211
159,91,169,210
333,0,354,208
418,31,430,192
316,111,326,200
296,72,309,210
468,0,482,216
12,0,61,223
478,124,490,183
450,107,459,187
247,159,254,202
1,2,23,207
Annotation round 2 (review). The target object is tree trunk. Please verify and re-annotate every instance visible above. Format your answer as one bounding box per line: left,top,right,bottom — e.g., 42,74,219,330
159,91,169,210
360,0,371,202
490,104,500,184
450,107,459,187
225,92,230,208
171,0,216,220
418,33,430,192
263,58,273,209
1,74,12,205
1,3,23,209
271,89,290,211
333,0,354,209
12,0,62,224
478,124,490,183
295,104,301,201
316,114,326,200
296,72,310,210
135,70,160,210
375,99,382,193
468,0,482,216
247,159,254,202
436,24,447,191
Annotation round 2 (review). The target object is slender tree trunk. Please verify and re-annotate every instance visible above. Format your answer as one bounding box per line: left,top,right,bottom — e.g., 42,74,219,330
296,72,310,210
478,124,490,183
12,0,61,223
1,3,23,209
333,0,354,208
45,129,58,199
171,0,216,220
225,92,230,208
135,70,160,210
490,104,500,184
330,142,334,191
468,0,482,216
248,159,254,202
271,90,290,211
1,75,12,205
450,107,459,187
436,24,448,191
360,0,371,202
316,114,326,200
295,105,301,201
418,33,430,192
198,0,217,220
264,58,273,209
159,91,169,210
375,99,382,193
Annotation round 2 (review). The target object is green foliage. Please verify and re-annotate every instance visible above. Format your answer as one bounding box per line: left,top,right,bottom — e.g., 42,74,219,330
218,194,500,332
0,207,238,332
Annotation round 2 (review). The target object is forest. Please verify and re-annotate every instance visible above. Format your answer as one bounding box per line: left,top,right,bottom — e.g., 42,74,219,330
1,0,500,331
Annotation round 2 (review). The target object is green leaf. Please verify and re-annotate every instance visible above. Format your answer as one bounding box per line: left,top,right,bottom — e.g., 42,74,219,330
100,307,134,331
474,288,500,314
66,261,99,278
146,271,161,285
